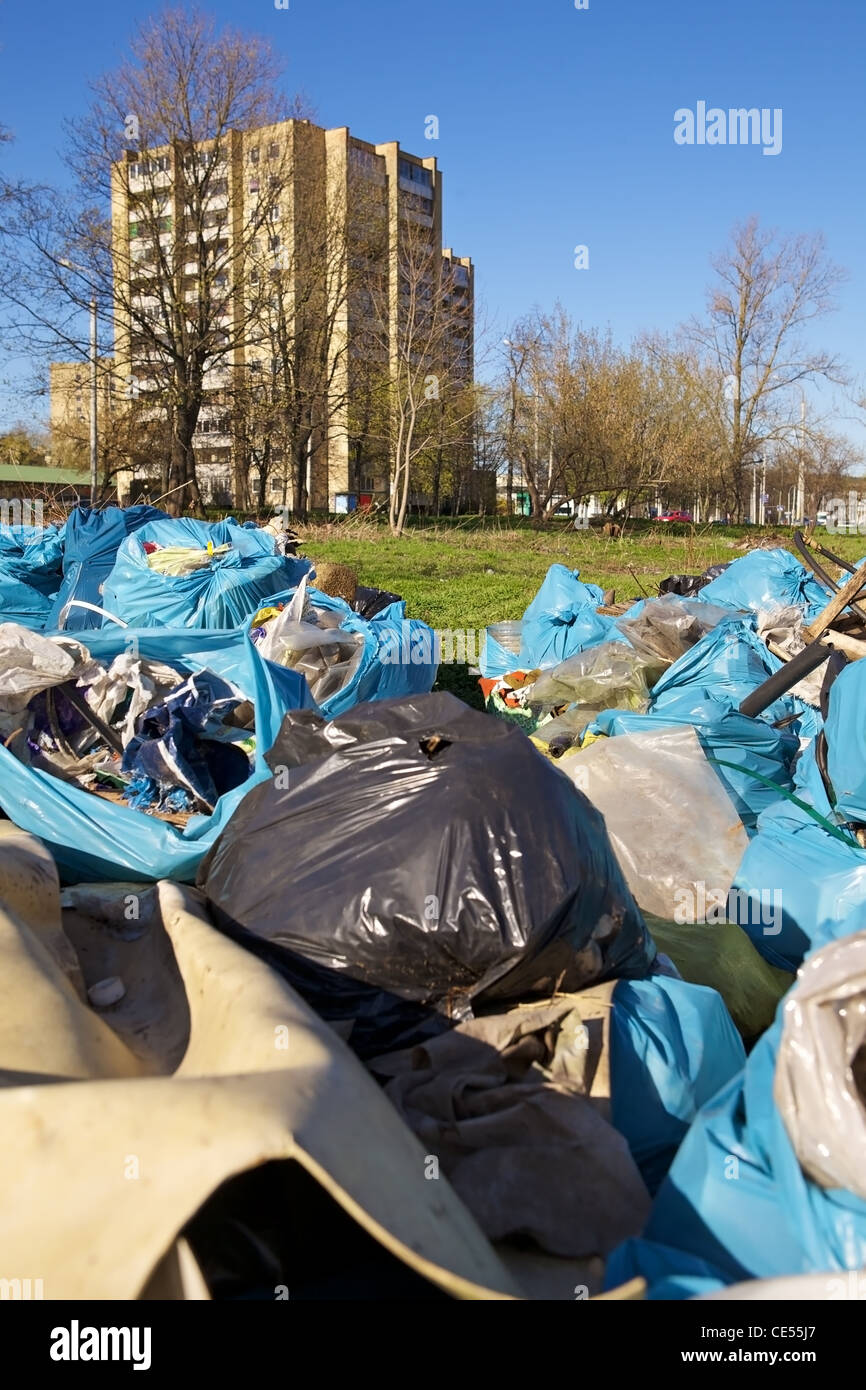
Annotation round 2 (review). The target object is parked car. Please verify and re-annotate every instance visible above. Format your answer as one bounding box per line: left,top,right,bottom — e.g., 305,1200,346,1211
657,510,693,523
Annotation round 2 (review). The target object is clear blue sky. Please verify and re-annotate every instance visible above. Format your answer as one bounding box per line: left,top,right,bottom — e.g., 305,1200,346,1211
1,0,864,445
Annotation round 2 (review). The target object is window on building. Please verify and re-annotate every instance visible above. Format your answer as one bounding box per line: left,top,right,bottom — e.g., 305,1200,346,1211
398,159,433,188
249,179,260,194
268,142,280,159
248,146,259,164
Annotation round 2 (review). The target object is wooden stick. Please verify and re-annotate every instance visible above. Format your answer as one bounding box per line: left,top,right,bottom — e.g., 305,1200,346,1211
806,559,866,640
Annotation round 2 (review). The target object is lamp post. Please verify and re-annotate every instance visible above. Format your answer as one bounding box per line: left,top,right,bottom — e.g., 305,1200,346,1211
796,396,807,525
503,334,546,516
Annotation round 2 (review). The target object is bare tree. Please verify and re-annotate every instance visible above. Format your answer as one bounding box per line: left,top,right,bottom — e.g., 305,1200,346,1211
686,216,847,519
367,217,475,535
2,7,307,514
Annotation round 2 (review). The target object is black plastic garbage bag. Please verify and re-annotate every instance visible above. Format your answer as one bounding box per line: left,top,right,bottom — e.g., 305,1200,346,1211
199,692,654,1056
658,562,729,597
353,585,404,620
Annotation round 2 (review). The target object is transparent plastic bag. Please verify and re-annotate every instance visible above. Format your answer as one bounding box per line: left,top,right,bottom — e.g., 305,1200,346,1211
617,595,731,669
562,724,750,921
529,641,652,715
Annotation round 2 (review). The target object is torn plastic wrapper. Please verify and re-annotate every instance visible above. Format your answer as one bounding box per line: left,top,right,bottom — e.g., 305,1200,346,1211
0,623,97,745
254,578,366,708
616,595,732,671
253,579,439,717
774,931,866,1201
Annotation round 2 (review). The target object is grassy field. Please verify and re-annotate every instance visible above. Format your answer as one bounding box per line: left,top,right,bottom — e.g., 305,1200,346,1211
297,518,866,709
301,518,865,630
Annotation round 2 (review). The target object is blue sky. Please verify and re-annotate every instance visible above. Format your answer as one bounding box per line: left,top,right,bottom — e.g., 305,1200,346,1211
1,0,864,444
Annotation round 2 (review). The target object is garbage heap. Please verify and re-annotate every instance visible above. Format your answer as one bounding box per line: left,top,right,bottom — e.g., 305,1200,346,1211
0,515,865,1301
478,545,866,1298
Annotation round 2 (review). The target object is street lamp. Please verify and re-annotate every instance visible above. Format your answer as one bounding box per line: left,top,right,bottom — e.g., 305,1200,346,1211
796,395,807,525
749,456,764,526
503,334,545,513
60,260,98,504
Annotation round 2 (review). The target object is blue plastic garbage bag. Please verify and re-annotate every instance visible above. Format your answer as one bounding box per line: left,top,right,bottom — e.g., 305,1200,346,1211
254,586,438,716
729,659,866,970
605,971,866,1299
652,617,821,744
610,975,745,1195
480,564,620,678
823,658,866,824
0,523,66,628
592,704,799,831
45,506,167,631
651,617,785,719
122,670,254,814
0,625,315,882
732,800,866,971
102,517,310,630
696,547,829,621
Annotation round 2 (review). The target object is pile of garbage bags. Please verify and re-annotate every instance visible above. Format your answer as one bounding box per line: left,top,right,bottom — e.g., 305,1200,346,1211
3,513,866,1301
474,544,866,1297
0,507,439,881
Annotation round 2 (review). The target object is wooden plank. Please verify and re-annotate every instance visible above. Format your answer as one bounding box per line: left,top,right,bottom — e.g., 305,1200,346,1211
805,559,866,640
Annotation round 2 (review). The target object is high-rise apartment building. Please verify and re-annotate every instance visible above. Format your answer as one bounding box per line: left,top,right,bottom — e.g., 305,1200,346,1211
109,118,473,511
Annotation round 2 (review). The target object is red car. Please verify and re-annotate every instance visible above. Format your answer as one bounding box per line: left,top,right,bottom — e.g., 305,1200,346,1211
657,510,693,522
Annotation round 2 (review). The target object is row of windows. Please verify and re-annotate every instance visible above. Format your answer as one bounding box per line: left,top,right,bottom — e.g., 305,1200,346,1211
129,156,170,179
398,159,433,188
248,176,281,194
248,142,281,164
129,216,172,238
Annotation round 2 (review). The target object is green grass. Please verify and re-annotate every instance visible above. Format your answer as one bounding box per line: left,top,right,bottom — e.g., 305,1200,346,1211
297,519,866,710
300,520,864,630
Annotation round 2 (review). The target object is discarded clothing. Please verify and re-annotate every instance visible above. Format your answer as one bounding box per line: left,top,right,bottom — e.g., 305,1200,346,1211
371,988,652,1259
